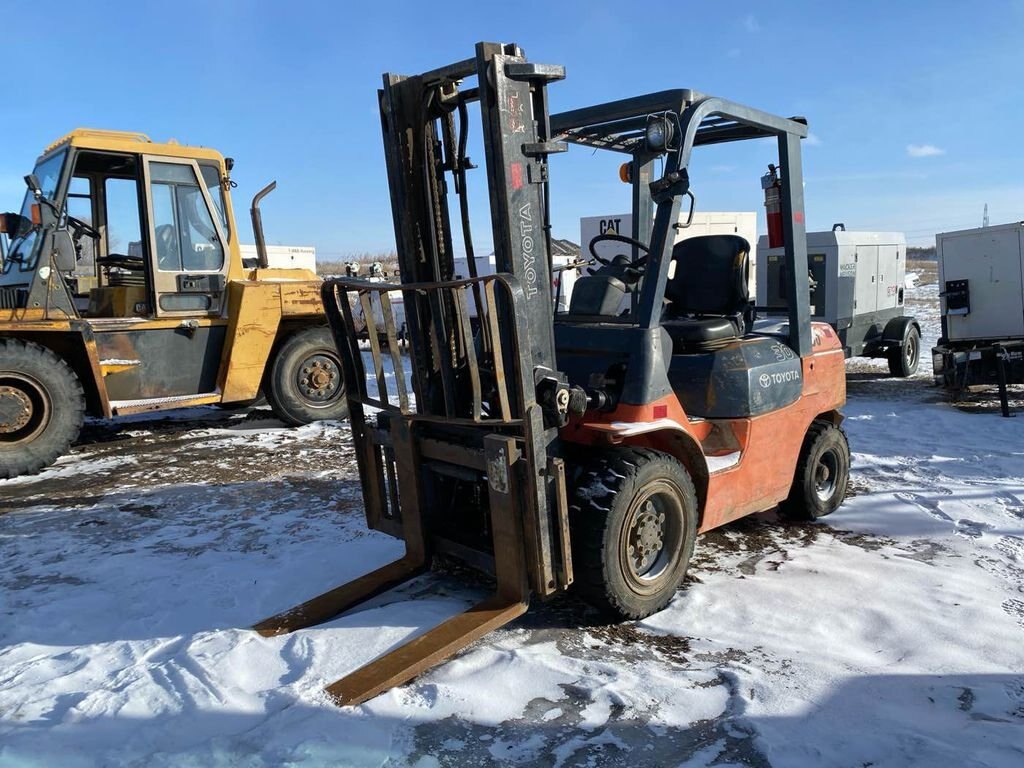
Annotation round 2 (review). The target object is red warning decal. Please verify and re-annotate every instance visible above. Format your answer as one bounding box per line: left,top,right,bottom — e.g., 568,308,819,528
794,212,805,224
510,162,524,190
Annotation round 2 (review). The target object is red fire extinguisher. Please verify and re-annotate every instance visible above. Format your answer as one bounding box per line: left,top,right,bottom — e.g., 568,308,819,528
762,164,784,248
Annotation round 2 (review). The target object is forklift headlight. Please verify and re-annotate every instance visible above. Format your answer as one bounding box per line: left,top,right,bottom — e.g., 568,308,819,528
644,115,674,153
932,353,945,372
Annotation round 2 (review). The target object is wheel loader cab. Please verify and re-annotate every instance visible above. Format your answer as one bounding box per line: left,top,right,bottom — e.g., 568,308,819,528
64,148,230,320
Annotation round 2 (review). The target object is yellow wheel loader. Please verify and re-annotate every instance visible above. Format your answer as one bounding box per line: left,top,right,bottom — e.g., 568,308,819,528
0,130,347,479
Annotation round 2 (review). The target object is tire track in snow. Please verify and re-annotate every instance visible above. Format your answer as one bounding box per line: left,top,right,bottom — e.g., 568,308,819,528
893,491,993,539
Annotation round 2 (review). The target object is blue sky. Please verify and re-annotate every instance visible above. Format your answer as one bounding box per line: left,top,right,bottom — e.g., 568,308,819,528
3,0,1022,257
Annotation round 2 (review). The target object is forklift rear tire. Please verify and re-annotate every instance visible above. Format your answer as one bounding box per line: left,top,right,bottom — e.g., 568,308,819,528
780,421,850,521
887,325,921,377
0,339,85,479
266,327,348,426
569,447,698,620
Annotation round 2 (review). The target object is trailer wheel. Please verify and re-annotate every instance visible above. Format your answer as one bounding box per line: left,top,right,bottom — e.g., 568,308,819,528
888,324,920,377
0,339,85,479
780,421,850,521
266,327,348,426
569,447,698,619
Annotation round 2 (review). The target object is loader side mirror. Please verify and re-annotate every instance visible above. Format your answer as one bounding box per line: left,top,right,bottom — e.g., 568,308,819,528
51,229,78,272
24,174,42,196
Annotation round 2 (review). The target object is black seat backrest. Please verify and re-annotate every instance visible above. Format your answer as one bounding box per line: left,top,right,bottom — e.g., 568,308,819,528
665,235,750,317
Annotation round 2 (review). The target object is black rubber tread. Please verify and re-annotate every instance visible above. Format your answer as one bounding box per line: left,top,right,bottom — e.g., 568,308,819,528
780,420,850,521
568,446,698,620
0,338,85,479
265,326,348,426
887,324,921,378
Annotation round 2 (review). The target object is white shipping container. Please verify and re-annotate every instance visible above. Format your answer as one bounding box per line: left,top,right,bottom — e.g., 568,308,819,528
239,244,317,272
937,222,1024,343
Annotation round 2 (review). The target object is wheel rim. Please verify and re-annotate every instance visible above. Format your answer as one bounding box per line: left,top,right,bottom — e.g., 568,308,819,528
295,351,344,408
620,480,685,594
0,373,51,445
813,448,841,502
905,332,919,369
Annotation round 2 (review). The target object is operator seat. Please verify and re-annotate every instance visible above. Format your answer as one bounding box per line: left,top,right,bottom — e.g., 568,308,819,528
662,234,751,352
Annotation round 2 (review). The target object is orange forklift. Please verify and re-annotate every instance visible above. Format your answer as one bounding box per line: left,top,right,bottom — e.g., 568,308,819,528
255,42,849,705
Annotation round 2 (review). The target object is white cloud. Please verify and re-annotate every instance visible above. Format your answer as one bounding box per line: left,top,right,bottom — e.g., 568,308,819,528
906,143,945,158
805,132,822,147
743,14,760,32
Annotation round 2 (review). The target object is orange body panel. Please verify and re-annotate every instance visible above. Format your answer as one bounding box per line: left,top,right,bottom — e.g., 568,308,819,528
561,323,846,533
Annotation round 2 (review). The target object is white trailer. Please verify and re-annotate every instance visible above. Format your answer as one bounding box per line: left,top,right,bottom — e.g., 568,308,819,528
932,222,1024,405
757,227,920,376
936,223,1024,343
239,244,317,272
580,212,758,296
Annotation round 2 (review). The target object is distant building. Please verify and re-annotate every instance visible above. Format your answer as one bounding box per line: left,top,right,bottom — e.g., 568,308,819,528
550,239,580,259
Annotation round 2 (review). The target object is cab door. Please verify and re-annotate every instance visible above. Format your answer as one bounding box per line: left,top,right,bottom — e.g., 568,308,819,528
88,156,232,409
142,156,229,316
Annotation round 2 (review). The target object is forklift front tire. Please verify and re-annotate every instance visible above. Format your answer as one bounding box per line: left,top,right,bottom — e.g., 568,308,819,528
569,447,698,620
887,324,921,378
780,421,850,521
266,327,349,426
0,339,85,479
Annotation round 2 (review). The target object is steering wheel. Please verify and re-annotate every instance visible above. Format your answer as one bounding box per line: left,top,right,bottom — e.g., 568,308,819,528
67,215,100,241
588,232,650,268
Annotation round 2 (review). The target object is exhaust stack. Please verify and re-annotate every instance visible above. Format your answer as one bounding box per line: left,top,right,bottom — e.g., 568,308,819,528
250,181,277,269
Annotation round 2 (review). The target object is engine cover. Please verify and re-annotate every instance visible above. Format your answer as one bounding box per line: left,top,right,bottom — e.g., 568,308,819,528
667,335,802,418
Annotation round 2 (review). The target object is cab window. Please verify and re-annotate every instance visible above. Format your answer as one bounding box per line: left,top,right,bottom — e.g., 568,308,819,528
105,177,143,258
199,164,230,243
66,177,95,265
149,162,224,272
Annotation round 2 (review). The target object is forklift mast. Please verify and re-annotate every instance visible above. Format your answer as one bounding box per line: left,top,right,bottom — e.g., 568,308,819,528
378,42,566,407
267,43,581,704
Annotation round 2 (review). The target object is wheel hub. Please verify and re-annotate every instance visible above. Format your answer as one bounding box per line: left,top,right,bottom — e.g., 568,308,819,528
628,500,666,575
814,449,840,501
815,464,831,488
0,385,32,434
297,354,342,403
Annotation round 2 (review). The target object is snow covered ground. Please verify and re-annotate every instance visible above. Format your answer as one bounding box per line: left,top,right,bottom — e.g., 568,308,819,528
2,266,1023,767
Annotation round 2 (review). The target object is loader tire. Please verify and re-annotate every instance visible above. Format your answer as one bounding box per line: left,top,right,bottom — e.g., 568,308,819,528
569,447,697,620
780,420,850,521
266,327,348,426
0,339,85,479
887,324,920,377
